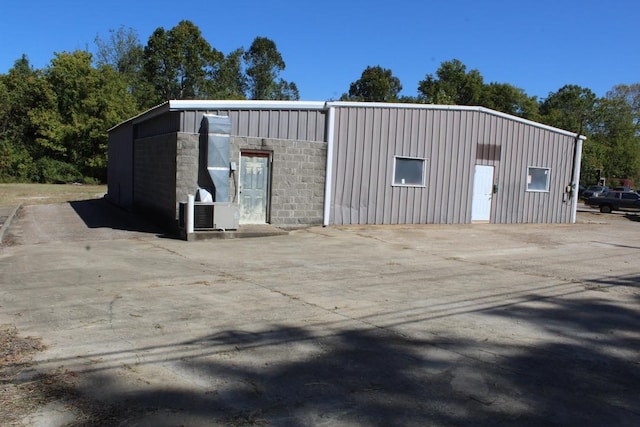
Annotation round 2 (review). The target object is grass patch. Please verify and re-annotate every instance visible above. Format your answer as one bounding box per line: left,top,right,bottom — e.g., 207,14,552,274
0,183,107,207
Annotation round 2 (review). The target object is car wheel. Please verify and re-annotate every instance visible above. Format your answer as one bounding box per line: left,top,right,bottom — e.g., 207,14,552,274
600,205,612,214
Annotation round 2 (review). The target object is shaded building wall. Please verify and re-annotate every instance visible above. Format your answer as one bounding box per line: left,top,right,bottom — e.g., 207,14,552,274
106,122,134,209
133,134,178,227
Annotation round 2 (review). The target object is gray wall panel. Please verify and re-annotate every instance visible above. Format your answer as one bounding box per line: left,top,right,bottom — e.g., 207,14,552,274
330,105,577,225
353,108,365,224
178,108,326,142
359,109,373,223
135,112,181,138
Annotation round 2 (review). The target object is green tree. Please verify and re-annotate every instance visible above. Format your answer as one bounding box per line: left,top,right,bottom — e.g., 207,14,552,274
44,50,137,181
591,88,640,183
243,36,299,100
341,65,402,102
94,26,149,109
0,73,9,135
0,56,58,181
274,80,300,101
209,48,248,99
479,82,539,120
539,85,600,184
606,84,640,129
143,20,221,106
94,26,143,78
539,84,597,134
0,71,38,181
418,59,484,105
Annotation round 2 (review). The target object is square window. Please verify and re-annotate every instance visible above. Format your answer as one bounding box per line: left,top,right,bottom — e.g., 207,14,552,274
393,156,426,186
527,167,550,192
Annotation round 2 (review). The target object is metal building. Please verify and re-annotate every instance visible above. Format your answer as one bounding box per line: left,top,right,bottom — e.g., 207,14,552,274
107,100,584,234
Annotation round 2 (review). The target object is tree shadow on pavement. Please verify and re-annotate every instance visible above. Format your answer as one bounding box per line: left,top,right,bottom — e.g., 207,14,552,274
38,289,640,427
590,273,640,288
480,292,640,425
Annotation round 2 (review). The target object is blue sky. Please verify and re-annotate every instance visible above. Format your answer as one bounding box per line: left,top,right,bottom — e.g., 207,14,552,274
1,0,637,101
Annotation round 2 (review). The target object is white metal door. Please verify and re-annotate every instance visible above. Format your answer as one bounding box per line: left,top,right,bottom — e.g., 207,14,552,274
239,153,269,224
472,165,494,222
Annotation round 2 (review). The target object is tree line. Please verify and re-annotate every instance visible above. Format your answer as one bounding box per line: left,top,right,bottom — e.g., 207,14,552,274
0,21,298,183
1,20,638,186
342,62,640,186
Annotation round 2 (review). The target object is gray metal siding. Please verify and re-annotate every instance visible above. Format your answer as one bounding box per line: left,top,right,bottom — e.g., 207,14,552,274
178,108,326,142
135,112,181,138
330,106,576,225
491,122,574,224
331,106,453,225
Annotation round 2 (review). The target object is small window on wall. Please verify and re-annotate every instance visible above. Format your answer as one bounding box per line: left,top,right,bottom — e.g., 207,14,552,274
393,156,426,186
527,167,550,192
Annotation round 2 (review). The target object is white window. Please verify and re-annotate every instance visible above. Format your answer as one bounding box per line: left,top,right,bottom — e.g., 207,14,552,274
393,156,426,186
527,167,550,192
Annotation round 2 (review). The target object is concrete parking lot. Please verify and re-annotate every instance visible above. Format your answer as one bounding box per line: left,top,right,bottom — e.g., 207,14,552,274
1,200,639,426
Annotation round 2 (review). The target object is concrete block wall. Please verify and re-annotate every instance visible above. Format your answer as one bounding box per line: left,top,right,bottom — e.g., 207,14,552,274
175,133,200,213
232,136,327,227
133,134,178,226
132,133,325,230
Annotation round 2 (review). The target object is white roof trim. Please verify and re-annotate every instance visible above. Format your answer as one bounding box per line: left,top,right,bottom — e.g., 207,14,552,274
107,101,171,131
325,101,586,140
108,100,327,131
169,99,326,111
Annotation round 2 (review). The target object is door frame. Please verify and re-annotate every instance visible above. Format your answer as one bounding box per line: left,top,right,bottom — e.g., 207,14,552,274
471,164,494,222
239,151,272,224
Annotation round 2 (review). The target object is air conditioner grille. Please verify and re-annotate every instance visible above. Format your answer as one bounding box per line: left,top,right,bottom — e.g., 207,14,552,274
194,204,214,229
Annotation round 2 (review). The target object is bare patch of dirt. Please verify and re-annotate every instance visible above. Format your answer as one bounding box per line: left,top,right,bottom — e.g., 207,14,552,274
0,325,137,426
1,324,48,425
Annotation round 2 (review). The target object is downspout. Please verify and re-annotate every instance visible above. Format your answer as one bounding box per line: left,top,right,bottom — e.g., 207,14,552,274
323,106,336,226
570,135,585,223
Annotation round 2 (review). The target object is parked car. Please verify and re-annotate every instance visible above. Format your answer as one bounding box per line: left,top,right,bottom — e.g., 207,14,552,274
581,185,609,199
612,186,634,192
578,185,586,198
584,191,640,213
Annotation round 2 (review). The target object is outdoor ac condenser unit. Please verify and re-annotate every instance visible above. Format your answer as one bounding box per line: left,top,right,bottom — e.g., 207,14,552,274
193,203,214,229
180,203,240,231
194,202,239,230
210,203,240,230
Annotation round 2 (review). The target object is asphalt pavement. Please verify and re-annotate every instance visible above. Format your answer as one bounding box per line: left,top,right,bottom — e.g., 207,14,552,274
0,200,639,426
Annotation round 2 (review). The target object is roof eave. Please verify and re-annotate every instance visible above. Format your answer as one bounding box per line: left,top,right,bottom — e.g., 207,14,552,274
169,99,327,111
107,101,171,132
325,101,585,139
